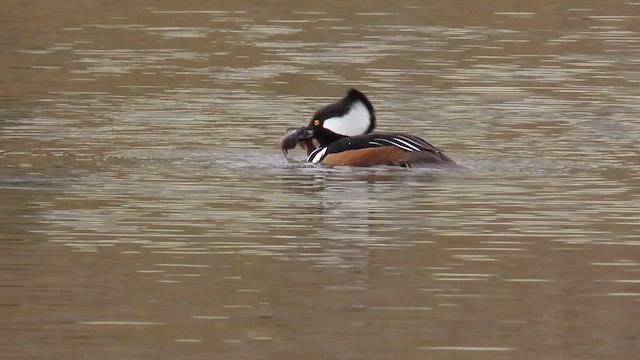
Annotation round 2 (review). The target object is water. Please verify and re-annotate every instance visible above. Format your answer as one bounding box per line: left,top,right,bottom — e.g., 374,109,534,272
2,1,640,359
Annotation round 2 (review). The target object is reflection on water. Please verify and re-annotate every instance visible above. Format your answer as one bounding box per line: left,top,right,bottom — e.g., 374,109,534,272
1,0,640,359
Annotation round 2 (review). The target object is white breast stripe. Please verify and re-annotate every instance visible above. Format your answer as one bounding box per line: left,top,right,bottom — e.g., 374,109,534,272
308,147,328,163
322,101,371,136
374,138,415,152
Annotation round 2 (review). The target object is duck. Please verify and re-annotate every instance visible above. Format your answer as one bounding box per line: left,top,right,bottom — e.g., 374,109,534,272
280,89,457,168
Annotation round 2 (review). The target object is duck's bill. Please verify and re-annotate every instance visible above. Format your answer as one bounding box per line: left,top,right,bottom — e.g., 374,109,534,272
280,127,314,156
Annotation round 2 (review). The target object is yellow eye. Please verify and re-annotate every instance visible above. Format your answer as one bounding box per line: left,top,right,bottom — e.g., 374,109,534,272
313,119,320,126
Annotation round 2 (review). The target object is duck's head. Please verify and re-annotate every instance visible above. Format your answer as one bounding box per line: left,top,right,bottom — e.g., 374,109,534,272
280,89,376,155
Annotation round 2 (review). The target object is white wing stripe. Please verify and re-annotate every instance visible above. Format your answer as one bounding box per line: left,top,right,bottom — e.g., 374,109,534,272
390,137,422,151
396,135,425,149
374,138,415,152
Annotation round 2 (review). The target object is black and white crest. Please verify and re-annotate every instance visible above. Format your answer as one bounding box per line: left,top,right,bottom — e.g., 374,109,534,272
311,89,376,145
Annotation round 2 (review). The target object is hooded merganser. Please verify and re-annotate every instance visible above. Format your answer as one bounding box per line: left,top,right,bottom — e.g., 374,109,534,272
280,89,457,168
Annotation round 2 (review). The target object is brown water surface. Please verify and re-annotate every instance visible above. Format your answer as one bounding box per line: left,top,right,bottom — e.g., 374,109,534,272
1,1,639,359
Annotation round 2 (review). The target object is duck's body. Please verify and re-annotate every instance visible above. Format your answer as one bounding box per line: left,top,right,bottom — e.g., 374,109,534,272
307,133,455,167
280,89,457,168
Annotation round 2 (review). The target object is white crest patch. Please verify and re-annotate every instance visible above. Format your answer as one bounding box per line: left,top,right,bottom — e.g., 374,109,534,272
322,101,371,136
